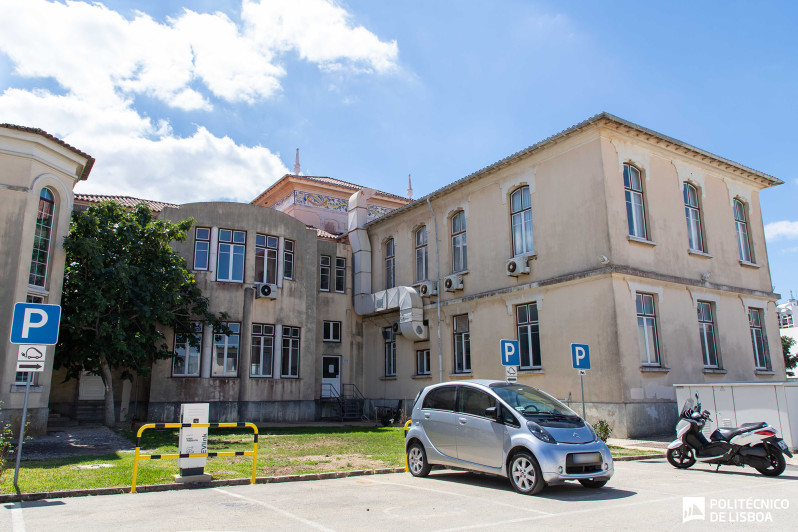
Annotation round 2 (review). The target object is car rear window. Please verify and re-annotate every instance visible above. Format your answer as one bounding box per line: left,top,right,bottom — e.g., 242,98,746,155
422,385,457,411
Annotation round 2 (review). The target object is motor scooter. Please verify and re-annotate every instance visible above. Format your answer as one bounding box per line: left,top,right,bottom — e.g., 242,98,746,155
666,394,792,476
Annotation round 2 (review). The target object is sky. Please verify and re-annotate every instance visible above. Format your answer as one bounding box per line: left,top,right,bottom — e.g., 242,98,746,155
0,0,796,300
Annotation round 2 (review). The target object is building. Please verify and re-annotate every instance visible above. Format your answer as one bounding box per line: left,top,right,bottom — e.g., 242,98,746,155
778,298,797,377
0,124,94,435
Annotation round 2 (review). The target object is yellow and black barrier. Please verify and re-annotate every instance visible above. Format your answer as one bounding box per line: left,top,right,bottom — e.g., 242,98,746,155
131,422,258,493
403,420,412,472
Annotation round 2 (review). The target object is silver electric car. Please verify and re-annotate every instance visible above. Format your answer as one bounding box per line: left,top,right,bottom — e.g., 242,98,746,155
405,380,614,495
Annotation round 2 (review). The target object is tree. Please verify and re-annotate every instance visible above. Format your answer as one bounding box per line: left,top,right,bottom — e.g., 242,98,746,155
56,202,225,427
783,335,797,376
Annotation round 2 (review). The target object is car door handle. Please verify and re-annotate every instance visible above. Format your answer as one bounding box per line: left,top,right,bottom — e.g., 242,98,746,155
459,417,467,424
424,413,430,418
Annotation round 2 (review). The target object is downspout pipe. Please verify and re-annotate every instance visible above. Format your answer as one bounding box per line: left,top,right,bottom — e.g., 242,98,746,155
427,197,443,383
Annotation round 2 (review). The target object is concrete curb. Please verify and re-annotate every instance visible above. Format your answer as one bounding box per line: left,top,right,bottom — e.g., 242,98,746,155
0,467,407,504
612,453,664,461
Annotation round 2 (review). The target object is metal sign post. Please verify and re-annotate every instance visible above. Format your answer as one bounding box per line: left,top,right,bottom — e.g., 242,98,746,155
578,369,587,419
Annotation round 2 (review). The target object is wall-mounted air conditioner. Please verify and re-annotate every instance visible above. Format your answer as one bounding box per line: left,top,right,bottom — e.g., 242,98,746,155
418,280,438,297
255,283,278,300
505,256,530,277
443,274,463,292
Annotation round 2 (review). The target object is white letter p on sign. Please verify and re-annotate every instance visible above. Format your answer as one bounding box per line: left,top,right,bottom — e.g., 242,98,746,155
22,308,48,339
574,346,586,364
504,342,515,363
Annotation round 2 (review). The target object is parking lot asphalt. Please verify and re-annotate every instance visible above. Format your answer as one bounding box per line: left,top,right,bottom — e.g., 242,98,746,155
3,458,797,531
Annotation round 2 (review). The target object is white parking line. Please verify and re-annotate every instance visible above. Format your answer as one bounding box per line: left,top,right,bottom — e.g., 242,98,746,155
10,502,25,532
213,487,335,531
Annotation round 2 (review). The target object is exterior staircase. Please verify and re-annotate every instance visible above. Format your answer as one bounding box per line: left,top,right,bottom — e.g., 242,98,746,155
46,412,79,432
320,383,368,421
74,400,105,424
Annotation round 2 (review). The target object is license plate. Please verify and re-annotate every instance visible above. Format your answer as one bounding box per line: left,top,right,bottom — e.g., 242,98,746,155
778,440,788,451
572,452,601,464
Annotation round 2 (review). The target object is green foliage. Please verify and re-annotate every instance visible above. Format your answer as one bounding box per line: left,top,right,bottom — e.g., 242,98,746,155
593,419,613,442
783,335,797,372
55,201,226,424
0,405,14,481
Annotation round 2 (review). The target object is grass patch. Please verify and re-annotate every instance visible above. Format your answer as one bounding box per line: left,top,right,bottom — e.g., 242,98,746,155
1,427,658,494
608,445,662,457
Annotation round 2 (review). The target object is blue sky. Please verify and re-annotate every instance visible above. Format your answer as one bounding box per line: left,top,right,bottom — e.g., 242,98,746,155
1,0,796,300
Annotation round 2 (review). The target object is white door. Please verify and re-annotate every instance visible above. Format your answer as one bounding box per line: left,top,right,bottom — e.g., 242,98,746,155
78,371,105,400
321,356,341,398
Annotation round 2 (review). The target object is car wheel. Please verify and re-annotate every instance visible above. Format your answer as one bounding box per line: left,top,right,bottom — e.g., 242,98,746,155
578,478,608,489
407,442,431,477
508,451,545,495
756,447,786,477
666,446,696,469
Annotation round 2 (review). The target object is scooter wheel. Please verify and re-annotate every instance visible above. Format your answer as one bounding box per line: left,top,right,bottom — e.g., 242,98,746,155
756,447,786,477
667,446,696,469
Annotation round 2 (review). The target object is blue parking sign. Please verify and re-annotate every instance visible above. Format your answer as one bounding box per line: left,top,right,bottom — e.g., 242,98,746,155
571,343,590,370
500,339,520,366
10,303,62,345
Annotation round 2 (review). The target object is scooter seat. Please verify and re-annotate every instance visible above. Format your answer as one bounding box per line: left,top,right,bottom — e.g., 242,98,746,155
711,422,767,442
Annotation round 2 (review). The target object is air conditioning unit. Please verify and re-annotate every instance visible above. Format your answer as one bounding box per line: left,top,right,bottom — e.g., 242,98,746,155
418,280,438,297
254,283,278,300
443,274,463,292
505,256,530,277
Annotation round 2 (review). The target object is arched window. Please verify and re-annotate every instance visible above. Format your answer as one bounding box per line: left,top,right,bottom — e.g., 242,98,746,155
385,238,395,289
510,186,533,256
734,199,753,262
623,164,647,239
683,183,704,252
28,188,55,287
415,226,428,282
451,211,467,272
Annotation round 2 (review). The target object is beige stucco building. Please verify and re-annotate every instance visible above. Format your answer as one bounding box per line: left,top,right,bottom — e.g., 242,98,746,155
0,124,93,435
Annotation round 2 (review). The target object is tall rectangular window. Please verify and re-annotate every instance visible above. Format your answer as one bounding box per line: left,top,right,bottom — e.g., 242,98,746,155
384,327,396,377
516,303,542,369
323,321,341,342
734,200,753,263
385,239,395,289
749,308,770,370
173,322,202,377
510,186,534,256
281,326,301,377
453,314,471,373
415,227,428,282
251,323,274,377
451,212,467,272
624,164,647,239
255,234,279,284
416,349,430,375
636,293,660,365
334,257,346,293
213,322,240,376
283,239,295,280
28,188,55,287
684,184,705,252
319,255,331,292
697,302,719,368
217,229,245,282
193,227,210,270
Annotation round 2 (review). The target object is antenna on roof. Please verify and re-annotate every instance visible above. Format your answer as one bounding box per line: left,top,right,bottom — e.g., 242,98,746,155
294,148,301,175
407,173,413,199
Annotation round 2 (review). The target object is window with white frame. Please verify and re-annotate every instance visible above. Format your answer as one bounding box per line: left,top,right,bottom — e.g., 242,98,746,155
416,349,430,375
451,211,467,272
28,188,55,287
385,238,395,289
779,312,794,328
734,199,753,263
16,295,44,385
453,314,471,373
516,302,542,369
255,234,279,284
323,321,341,342
636,293,660,365
624,164,648,239
749,308,770,370
384,327,396,377
193,227,210,270
217,229,245,282
510,186,534,256
415,226,428,282
213,322,240,376
320,255,331,292
173,322,202,376
250,323,274,377
683,183,705,252
283,239,295,280
697,302,719,368
335,257,346,293
281,326,301,377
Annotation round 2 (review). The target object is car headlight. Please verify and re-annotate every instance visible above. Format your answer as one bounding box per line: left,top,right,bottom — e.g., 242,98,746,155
527,421,557,444
586,423,598,443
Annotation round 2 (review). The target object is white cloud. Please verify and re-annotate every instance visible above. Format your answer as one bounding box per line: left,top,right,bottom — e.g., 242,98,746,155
0,0,398,202
765,220,798,241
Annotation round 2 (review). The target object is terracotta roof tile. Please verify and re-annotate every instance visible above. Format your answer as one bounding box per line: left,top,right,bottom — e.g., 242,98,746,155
0,123,95,180
74,193,178,213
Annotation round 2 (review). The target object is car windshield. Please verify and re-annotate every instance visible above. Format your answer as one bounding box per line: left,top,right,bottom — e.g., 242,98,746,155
490,383,580,420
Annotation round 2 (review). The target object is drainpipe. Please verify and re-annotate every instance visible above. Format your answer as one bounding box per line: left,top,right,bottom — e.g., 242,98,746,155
427,197,443,383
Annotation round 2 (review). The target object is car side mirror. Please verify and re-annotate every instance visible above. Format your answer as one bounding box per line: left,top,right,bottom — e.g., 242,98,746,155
485,406,498,420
